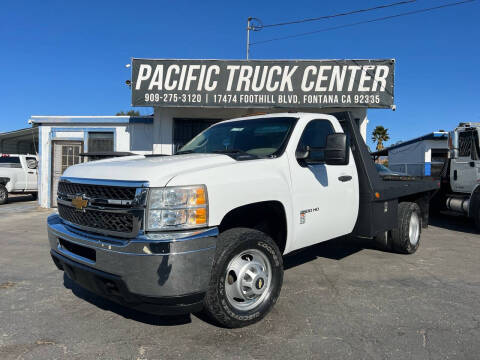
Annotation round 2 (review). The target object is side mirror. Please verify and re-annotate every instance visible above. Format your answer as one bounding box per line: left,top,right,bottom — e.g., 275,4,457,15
27,159,38,169
295,146,310,160
325,133,349,165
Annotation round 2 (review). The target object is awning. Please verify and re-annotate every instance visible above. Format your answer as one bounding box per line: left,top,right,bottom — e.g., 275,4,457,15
0,127,39,155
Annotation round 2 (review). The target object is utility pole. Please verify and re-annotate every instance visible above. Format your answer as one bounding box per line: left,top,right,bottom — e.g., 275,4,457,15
246,17,252,60
246,17,262,60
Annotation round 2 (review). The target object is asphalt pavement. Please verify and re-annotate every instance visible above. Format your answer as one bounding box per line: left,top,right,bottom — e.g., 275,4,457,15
0,199,479,359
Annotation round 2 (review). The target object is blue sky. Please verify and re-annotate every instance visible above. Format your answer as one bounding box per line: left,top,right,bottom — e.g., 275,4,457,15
1,0,479,148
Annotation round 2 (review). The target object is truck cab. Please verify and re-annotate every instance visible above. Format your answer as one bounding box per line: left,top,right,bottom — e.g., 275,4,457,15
47,112,438,327
436,122,480,230
449,123,480,194
0,154,38,204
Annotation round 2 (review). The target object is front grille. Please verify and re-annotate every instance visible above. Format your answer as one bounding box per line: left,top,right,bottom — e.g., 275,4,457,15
58,204,134,234
58,182,136,201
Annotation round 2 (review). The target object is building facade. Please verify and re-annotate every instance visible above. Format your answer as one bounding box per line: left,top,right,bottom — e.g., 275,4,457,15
29,116,153,208
381,132,449,176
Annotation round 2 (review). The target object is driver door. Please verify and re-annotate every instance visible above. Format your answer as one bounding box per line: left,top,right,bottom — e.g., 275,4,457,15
289,119,358,250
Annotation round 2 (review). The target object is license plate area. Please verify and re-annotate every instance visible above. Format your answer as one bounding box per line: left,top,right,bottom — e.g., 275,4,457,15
58,238,96,262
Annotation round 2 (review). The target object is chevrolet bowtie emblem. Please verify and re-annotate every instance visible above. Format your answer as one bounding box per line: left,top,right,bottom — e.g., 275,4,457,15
72,195,88,211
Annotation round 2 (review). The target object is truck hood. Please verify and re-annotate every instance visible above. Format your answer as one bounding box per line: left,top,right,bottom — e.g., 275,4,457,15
62,154,237,187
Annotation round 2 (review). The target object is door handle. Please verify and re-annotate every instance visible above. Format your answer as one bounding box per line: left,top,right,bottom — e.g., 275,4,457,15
28,171,34,174
338,175,352,182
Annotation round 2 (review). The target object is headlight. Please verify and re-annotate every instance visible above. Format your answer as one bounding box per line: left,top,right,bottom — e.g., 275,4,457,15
146,185,208,231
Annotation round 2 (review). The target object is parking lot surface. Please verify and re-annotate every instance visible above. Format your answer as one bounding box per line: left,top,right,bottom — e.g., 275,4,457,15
0,202,479,360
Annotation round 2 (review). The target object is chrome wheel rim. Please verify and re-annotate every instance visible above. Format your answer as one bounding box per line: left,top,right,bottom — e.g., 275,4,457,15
409,212,420,246
224,249,272,311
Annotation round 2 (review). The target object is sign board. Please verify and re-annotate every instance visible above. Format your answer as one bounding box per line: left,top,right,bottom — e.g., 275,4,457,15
131,59,394,109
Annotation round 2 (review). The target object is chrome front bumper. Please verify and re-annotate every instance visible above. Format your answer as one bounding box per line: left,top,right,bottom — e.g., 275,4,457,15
47,214,217,303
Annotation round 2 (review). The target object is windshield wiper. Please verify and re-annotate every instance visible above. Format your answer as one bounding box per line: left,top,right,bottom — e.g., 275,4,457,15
213,149,259,159
175,150,196,155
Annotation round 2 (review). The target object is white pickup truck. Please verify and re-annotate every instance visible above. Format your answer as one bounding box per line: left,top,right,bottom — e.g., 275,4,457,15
47,112,439,328
0,154,38,204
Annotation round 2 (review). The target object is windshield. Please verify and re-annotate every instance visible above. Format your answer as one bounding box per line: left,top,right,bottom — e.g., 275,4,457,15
178,117,297,158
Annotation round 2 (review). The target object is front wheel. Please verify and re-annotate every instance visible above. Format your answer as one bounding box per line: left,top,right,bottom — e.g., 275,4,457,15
203,228,283,328
0,185,8,205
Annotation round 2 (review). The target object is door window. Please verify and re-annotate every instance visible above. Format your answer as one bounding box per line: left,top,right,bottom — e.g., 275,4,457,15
297,120,334,163
61,145,81,173
0,156,21,168
458,130,480,160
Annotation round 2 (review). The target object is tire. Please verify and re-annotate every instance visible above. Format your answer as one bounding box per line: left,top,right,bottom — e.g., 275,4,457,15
374,231,392,251
473,204,480,232
470,190,480,232
0,185,8,205
203,228,283,328
31,192,38,200
391,202,422,254
474,213,480,232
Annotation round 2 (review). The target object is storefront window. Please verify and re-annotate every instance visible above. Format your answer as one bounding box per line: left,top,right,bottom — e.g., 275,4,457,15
87,132,114,153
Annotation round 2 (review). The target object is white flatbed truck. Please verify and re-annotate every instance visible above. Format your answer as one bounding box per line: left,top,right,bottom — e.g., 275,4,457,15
47,112,439,327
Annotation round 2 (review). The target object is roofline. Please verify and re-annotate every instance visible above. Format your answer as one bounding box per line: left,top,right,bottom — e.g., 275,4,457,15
28,115,153,125
371,131,448,155
0,127,38,137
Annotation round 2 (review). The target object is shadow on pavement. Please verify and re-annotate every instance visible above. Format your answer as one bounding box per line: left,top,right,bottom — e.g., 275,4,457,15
62,215,475,325
429,212,478,235
6,194,36,203
63,274,192,326
284,236,366,270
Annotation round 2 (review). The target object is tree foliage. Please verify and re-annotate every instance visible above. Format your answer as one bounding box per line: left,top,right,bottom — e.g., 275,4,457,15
371,125,390,151
116,110,140,116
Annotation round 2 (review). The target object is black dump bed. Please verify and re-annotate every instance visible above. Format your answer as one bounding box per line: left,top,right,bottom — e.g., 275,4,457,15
334,112,440,238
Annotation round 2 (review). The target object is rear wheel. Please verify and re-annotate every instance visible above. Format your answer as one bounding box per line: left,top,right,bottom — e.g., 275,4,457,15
0,185,8,205
391,202,422,254
203,228,283,328
470,190,480,232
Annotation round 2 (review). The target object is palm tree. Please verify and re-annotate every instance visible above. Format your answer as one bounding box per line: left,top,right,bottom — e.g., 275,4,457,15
371,125,390,151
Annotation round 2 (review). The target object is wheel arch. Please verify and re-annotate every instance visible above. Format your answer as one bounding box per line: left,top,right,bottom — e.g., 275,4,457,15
0,177,10,186
218,200,288,254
